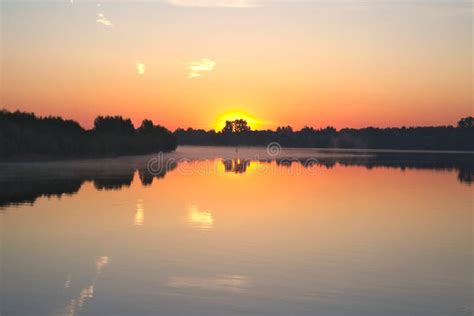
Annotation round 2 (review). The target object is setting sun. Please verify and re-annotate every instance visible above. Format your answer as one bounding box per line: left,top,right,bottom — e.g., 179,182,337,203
214,110,262,131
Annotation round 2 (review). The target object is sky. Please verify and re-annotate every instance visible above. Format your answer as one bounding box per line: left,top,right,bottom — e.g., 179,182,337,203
1,0,472,130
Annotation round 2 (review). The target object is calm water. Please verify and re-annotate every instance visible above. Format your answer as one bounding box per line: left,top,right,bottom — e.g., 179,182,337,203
1,146,472,316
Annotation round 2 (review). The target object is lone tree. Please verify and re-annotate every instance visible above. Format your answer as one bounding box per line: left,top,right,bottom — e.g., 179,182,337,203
222,119,251,133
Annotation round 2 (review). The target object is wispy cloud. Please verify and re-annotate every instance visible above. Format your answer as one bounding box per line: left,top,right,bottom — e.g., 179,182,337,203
136,63,146,75
187,58,216,79
96,13,113,27
167,0,259,8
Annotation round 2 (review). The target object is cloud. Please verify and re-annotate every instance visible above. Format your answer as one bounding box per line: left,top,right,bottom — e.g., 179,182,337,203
167,0,258,8
136,62,146,75
187,58,216,79
96,13,113,27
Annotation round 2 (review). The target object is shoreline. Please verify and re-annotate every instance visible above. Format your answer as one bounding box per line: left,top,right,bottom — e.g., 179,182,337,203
1,145,473,164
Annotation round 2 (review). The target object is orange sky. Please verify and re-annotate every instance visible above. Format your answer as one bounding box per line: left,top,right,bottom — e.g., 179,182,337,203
1,1,472,130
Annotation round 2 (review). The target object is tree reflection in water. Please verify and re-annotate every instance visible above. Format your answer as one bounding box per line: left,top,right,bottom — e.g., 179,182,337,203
0,151,472,209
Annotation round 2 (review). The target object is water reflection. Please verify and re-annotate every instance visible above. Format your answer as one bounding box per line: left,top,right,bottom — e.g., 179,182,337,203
64,274,72,289
1,147,471,316
188,205,214,231
222,158,251,174
135,199,144,226
65,256,109,316
168,275,251,293
0,149,472,209
0,162,177,209
93,174,134,191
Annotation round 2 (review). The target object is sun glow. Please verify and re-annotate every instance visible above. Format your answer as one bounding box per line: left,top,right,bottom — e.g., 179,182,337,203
188,205,214,231
214,110,261,131
134,200,144,226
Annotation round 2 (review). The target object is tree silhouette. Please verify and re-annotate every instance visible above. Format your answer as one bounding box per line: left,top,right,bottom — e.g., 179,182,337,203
176,117,474,151
138,119,154,133
234,119,251,133
0,109,176,160
94,116,134,135
458,116,474,129
221,119,251,133
222,120,234,133
2,109,474,160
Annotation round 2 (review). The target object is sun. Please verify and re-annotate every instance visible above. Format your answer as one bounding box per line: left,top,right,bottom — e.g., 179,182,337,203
213,110,261,131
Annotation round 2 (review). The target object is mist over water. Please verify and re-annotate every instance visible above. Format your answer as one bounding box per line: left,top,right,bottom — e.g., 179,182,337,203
0,147,472,316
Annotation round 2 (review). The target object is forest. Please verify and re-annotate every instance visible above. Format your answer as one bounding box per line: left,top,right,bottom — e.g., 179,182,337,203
0,110,177,160
175,117,474,151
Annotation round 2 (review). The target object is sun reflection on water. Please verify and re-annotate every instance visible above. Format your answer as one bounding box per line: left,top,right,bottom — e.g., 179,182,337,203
134,199,144,226
188,205,214,231
168,275,251,293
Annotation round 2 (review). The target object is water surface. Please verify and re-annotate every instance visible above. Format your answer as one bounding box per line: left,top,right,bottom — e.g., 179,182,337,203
1,146,472,316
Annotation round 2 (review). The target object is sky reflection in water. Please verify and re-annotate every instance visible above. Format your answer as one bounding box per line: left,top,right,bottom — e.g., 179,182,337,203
0,147,472,316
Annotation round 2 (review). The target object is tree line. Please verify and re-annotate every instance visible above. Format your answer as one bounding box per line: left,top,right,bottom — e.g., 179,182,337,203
0,110,177,160
175,117,474,151
1,110,472,160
